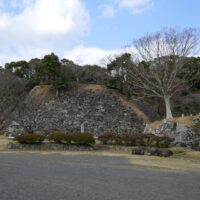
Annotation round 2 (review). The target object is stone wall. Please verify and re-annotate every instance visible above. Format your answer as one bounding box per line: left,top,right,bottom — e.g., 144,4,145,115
144,116,200,147
13,86,145,135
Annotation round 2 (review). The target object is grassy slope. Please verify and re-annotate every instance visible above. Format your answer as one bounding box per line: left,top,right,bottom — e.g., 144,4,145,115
149,115,200,129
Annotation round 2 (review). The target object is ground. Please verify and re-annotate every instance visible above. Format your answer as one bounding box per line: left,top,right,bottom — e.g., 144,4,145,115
0,152,200,200
1,135,200,199
0,135,8,151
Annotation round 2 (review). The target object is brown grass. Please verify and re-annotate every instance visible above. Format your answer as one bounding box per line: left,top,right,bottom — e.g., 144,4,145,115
111,91,149,123
149,115,199,129
80,84,106,91
128,155,200,172
174,115,199,127
27,85,55,104
0,135,8,151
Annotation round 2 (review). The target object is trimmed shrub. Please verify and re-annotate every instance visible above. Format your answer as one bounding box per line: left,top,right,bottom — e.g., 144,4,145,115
123,133,144,146
72,133,95,146
48,131,95,146
156,136,171,148
98,133,171,148
15,133,45,144
98,133,123,145
48,131,72,144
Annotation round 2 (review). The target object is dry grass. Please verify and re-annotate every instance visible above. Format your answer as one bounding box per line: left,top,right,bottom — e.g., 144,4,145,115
114,93,149,123
149,115,199,129
27,85,55,104
171,147,200,160
128,147,200,172
128,155,200,172
149,120,162,129
80,84,106,91
0,135,8,151
174,115,199,127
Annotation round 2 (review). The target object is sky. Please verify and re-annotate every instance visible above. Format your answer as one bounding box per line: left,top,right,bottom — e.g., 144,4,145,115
0,0,199,67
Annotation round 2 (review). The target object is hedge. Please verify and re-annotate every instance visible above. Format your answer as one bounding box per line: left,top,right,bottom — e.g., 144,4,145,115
98,133,171,148
48,131,95,146
15,133,45,144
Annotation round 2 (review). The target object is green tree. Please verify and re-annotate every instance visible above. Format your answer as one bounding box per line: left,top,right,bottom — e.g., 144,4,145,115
80,65,108,84
182,57,200,89
106,53,132,94
35,53,61,83
5,61,29,78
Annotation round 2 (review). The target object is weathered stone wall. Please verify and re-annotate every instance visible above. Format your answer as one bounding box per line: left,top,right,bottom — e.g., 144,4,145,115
14,86,145,135
144,116,200,147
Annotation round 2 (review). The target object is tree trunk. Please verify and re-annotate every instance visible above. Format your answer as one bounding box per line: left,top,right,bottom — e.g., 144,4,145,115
164,95,173,119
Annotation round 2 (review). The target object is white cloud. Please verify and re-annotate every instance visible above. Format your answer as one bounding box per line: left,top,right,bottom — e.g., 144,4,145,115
0,47,52,67
118,0,153,14
64,45,136,67
100,0,153,18
0,0,90,66
101,4,116,18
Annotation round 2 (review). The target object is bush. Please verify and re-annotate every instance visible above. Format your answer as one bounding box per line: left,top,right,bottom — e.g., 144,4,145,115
72,133,95,146
48,131,72,144
48,131,95,146
98,133,171,148
98,133,122,145
15,133,45,144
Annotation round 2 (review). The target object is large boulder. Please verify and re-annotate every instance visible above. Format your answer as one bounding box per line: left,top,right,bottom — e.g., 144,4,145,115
175,123,194,147
132,147,145,155
159,149,173,157
146,147,160,156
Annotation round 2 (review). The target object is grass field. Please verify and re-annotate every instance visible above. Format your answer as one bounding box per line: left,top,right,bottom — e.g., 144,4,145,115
1,135,200,172
128,149,200,172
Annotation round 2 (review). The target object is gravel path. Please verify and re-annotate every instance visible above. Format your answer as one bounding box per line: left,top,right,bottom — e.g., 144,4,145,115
0,153,200,200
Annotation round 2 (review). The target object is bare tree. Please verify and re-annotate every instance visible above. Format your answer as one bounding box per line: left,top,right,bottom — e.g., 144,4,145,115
128,28,199,119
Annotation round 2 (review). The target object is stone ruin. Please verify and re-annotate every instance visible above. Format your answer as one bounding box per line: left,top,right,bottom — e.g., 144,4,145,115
6,86,146,135
144,115,200,148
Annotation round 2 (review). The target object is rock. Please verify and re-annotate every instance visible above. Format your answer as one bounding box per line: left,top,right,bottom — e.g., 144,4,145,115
132,147,145,155
6,121,24,136
159,149,173,157
192,147,200,151
175,123,196,147
144,117,200,148
192,116,200,125
144,119,176,137
146,147,160,156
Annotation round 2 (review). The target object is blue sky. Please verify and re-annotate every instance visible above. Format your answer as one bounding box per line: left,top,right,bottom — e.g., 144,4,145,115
0,0,199,66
